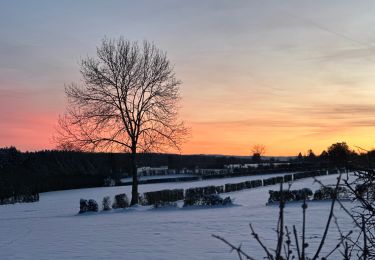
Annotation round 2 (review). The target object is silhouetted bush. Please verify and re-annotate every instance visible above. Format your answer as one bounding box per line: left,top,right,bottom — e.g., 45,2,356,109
225,182,245,192
292,188,313,201
88,199,99,212
185,185,224,198
0,192,39,205
143,189,184,205
251,179,262,188
313,186,349,200
263,176,284,186
79,199,89,213
268,188,313,204
184,194,232,207
283,174,293,182
112,193,129,208
102,196,111,211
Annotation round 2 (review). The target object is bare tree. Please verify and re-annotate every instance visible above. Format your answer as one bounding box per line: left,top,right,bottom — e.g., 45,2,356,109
251,144,266,156
251,144,266,162
56,37,188,205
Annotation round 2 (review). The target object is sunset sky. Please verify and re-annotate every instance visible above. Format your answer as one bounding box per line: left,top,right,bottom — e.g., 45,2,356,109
2,1,375,155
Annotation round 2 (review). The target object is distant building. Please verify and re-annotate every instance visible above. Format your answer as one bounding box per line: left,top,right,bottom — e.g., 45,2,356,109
196,168,229,176
224,162,291,169
137,166,169,176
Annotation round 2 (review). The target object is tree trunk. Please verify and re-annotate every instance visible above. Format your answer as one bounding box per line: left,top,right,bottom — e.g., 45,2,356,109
130,148,138,205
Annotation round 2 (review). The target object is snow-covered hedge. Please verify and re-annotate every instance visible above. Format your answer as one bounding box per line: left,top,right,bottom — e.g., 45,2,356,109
183,194,232,207
225,182,244,192
268,188,313,204
224,179,263,193
283,174,293,182
263,176,284,186
112,193,129,209
0,192,39,205
79,199,99,213
267,185,351,204
185,185,224,198
313,186,350,200
143,189,184,205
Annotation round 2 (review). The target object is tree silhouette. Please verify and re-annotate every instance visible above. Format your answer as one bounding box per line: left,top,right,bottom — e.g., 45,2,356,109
56,37,188,205
251,144,266,163
327,142,352,166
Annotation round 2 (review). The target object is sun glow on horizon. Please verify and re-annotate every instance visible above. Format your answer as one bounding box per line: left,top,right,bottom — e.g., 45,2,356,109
2,1,375,156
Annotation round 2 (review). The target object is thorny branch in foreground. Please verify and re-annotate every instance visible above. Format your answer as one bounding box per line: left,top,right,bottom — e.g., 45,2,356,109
213,174,343,259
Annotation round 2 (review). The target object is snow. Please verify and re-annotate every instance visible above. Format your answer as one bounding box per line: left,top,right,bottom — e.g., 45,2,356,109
0,173,354,260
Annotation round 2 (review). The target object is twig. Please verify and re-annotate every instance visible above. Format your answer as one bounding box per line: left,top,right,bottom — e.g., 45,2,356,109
250,224,274,260
312,173,342,260
276,183,284,259
212,234,256,260
302,199,307,259
293,225,301,260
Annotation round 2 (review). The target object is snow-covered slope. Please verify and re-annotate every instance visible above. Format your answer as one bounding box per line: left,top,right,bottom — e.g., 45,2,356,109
0,173,353,260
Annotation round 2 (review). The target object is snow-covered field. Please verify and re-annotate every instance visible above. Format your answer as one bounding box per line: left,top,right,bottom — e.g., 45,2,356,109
0,173,354,260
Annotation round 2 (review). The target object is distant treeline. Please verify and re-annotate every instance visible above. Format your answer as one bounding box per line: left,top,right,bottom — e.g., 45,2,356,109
0,142,374,202
0,147,268,201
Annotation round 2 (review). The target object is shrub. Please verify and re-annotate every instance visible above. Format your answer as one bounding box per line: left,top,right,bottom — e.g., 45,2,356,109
79,199,89,213
283,174,293,182
112,193,129,209
225,183,235,192
313,186,349,200
225,182,246,192
88,199,99,212
138,194,148,206
251,179,262,188
0,192,40,205
244,181,252,189
291,188,313,201
224,180,263,193
184,194,232,207
185,186,224,198
263,177,278,186
215,185,224,194
143,189,184,205
268,188,313,204
102,196,111,211
79,199,98,213
313,187,334,200
268,190,294,203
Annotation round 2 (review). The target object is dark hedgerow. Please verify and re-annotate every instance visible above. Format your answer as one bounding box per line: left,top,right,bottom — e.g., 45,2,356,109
267,188,313,204
283,174,293,182
143,189,184,205
79,198,98,213
184,194,232,207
